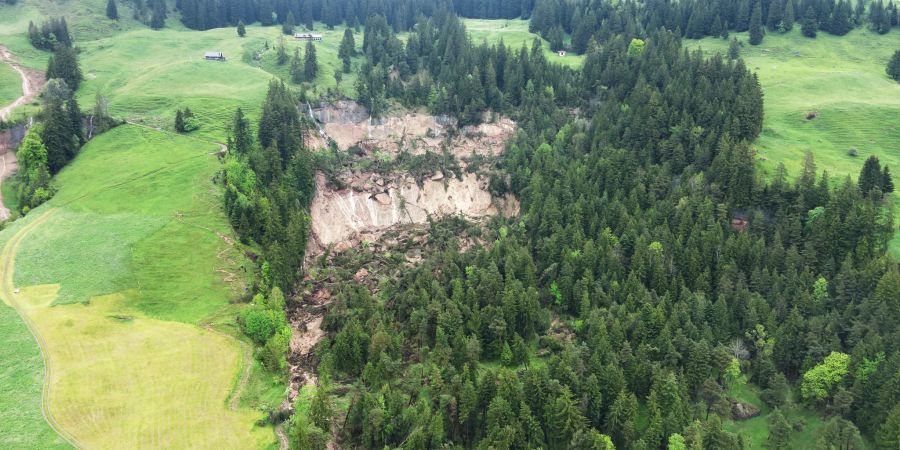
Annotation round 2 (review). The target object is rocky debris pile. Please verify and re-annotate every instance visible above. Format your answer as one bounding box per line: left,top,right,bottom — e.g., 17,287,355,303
731,401,761,420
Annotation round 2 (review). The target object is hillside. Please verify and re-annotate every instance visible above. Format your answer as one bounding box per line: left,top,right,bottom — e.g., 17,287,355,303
689,28,900,257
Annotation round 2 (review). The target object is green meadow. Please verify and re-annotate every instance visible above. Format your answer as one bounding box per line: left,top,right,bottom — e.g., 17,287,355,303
0,125,270,448
689,28,900,258
462,18,585,68
0,61,21,108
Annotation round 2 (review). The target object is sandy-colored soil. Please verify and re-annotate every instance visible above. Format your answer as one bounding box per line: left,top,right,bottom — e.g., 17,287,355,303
309,172,519,248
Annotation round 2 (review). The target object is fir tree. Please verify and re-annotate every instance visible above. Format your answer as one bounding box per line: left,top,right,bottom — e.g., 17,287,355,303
802,7,819,37
174,109,185,133
106,0,119,20
338,28,356,73
858,155,883,196
750,2,765,44
237,20,246,37
768,0,784,31
276,40,287,65
881,166,894,193
290,47,303,84
767,409,792,449
737,0,752,31
46,44,83,91
729,37,741,59
888,50,900,81
149,0,166,29
282,11,295,35
303,41,318,81
783,0,795,31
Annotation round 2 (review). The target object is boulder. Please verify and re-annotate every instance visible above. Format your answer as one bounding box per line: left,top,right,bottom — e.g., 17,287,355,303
373,193,392,205
731,401,761,421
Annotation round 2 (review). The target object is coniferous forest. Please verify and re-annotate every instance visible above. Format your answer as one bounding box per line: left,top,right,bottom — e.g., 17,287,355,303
8,0,897,448
203,0,900,447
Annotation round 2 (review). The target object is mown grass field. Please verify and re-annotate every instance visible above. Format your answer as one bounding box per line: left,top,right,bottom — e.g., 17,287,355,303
0,125,271,448
462,19,585,68
0,60,21,108
689,28,900,258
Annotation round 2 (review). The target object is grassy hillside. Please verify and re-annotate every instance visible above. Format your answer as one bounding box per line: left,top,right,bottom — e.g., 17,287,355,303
0,125,271,448
689,28,900,258
0,61,21,107
0,298,69,449
462,19,584,68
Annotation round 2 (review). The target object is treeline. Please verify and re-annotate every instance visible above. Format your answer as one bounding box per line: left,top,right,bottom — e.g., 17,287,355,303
222,82,314,372
356,12,578,123
300,26,900,450
15,23,92,214
529,0,900,52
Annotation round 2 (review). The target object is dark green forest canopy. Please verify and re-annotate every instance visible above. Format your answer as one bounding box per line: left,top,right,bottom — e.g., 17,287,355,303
194,3,900,449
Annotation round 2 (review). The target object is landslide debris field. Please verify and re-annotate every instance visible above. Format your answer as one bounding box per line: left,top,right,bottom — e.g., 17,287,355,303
283,102,521,415
307,101,520,252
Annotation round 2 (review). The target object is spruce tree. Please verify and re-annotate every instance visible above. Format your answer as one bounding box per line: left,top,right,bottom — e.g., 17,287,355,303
737,0,752,31
859,155,883,196
729,37,741,59
767,0,784,31
882,166,894,193
304,41,318,81
46,44,83,91
888,50,900,81
106,0,118,20
338,28,356,73
150,0,166,29
290,47,303,84
276,40,288,65
237,20,246,37
174,109,185,133
783,0,795,31
750,2,765,44
802,7,819,37
283,11,295,35
767,409,792,450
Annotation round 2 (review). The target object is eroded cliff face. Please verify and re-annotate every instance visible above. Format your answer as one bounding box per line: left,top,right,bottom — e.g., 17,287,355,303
308,171,519,250
305,101,519,254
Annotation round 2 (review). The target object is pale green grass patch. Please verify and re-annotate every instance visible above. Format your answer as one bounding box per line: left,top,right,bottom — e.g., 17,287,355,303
689,29,900,258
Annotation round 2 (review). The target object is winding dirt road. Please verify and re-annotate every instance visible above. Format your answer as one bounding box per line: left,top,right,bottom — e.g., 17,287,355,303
0,209,84,448
0,45,42,121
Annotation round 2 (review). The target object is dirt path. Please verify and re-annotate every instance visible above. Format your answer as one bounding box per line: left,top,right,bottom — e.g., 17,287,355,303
0,45,43,121
0,151,17,220
275,423,289,450
0,209,84,448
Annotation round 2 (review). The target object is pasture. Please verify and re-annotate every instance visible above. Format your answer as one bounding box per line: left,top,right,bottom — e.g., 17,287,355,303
689,29,900,258
0,125,271,448
462,18,584,68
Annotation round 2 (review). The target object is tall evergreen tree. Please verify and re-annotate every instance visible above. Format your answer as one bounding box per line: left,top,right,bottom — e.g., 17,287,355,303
338,28,356,73
237,20,246,37
783,0,795,31
46,44,83,91
303,41,318,81
750,2,765,44
149,0,166,29
882,166,895,193
768,0,784,31
802,6,819,37
888,50,900,81
106,0,119,20
290,47,303,84
283,11,295,35
859,155,883,196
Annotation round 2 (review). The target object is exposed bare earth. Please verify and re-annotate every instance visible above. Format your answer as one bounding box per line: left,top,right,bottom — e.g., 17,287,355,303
285,105,520,444
0,46,44,221
0,45,44,121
